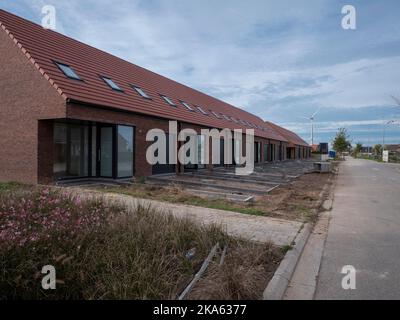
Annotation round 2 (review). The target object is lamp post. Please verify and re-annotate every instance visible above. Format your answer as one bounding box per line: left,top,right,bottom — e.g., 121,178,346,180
382,120,399,157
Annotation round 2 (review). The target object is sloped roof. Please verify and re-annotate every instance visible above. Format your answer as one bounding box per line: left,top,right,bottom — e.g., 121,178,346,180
265,121,309,147
0,9,287,142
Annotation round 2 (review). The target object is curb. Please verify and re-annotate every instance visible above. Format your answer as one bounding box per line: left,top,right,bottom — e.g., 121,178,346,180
263,170,337,300
262,223,312,300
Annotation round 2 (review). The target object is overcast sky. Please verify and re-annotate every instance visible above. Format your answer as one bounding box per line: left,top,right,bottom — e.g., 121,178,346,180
2,0,400,145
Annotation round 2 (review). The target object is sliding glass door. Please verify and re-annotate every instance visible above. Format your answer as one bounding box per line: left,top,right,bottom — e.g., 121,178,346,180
117,125,134,178
54,122,135,180
99,125,113,178
54,123,89,179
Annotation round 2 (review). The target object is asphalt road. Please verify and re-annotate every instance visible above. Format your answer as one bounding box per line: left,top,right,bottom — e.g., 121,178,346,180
315,158,400,300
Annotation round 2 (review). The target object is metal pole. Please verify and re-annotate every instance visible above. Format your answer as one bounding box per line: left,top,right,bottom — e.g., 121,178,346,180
311,120,314,146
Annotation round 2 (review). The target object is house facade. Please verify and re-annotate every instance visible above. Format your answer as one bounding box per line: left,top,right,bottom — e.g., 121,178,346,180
0,10,311,185
265,122,311,160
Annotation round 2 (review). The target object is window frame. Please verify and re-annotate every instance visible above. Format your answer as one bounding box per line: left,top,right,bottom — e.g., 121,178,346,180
100,76,124,92
180,100,194,112
160,94,177,107
210,110,222,119
54,61,82,81
132,85,152,100
196,106,209,115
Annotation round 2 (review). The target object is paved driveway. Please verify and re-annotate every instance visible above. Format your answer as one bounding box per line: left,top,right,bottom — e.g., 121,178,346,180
75,190,303,247
315,158,400,299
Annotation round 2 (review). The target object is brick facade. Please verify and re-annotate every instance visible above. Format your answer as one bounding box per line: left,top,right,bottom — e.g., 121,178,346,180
0,11,300,185
0,28,66,184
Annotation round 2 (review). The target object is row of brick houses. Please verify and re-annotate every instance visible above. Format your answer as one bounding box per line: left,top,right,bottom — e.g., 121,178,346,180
0,10,311,185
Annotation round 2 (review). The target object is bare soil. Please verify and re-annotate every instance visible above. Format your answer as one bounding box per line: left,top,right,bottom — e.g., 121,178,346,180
94,171,334,222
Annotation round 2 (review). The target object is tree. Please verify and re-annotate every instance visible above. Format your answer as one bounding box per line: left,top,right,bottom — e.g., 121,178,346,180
373,144,382,156
332,128,351,158
354,142,363,157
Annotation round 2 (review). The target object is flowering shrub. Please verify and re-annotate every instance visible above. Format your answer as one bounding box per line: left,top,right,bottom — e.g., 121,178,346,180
0,187,227,299
0,189,117,250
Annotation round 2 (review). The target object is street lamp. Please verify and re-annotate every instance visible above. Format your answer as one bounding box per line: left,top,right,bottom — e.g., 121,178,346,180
382,120,400,152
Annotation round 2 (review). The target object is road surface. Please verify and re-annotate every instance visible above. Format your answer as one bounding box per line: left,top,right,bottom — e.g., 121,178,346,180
315,158,400,299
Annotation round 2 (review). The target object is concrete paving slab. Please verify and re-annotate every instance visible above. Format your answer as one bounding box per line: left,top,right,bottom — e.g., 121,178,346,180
76,191,304,247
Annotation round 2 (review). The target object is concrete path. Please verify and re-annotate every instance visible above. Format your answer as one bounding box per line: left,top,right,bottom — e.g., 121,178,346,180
315,158,400,299
88,192,303,247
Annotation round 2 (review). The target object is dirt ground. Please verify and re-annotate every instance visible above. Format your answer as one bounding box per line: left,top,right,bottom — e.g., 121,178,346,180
93,169,334,222
257,171,333,221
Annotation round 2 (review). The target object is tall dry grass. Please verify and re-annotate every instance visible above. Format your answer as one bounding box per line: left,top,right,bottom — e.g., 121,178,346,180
0,188,227,299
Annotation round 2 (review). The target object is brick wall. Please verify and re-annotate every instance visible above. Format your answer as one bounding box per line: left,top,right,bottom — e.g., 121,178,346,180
0,28,66,184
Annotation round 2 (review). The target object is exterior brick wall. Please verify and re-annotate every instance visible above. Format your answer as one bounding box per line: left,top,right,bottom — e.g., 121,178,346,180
66,103,171,178
0,28,66,184
0,25,303,185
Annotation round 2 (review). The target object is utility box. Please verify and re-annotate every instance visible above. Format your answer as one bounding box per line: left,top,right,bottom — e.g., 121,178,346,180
313,162,332,173
383,150,389,163
319,143,329,154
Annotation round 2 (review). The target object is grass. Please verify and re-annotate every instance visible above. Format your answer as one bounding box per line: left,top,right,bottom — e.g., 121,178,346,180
0,182,28,193
356,154,383,162
0,185,282,300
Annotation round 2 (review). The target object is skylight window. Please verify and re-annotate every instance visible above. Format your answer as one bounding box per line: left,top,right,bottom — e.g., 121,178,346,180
196,106,208,115
55,62,81,80
101,76,123,91
132,86,151,99
180,101,194,111
161,95,176,107
222,114,232,121
230,117,239,123
210,111,222,119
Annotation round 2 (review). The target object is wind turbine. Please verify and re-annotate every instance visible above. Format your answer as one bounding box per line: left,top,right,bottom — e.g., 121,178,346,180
300,108,320,145
390,95,400,107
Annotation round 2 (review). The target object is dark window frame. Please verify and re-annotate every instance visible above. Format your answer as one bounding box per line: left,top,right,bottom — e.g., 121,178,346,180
100,75,124,92
54,61,83,81
196,106,209,115
131,85,152,100
179,100,195,112
160,94,177,107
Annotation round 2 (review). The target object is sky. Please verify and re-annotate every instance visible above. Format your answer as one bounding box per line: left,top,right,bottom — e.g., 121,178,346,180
1,0,400,146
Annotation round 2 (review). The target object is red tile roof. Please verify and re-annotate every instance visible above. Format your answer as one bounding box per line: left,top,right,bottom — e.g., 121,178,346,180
265,121,309,147
0,9,288,142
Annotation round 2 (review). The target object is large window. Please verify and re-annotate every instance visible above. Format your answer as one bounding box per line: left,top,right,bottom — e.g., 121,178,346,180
117,125,134,178
54,123,89,179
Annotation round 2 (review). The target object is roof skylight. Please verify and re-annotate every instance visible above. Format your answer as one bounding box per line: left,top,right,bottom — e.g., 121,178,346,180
180,101,194,111
196,106,209,115
210,111,222,119
55,62,81,80
101,76,123,91
132,85,151,99
160,95,176,107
